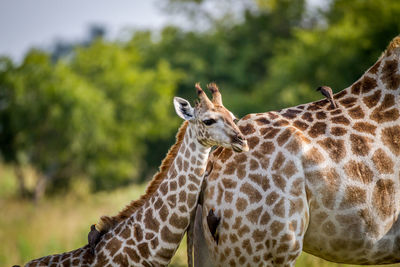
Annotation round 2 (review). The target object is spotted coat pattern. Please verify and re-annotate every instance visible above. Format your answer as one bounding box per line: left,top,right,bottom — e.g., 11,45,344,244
199,37,400,266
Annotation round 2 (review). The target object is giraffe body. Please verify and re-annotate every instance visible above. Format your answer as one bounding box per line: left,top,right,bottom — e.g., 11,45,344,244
23,84,248,267
198,37,400,266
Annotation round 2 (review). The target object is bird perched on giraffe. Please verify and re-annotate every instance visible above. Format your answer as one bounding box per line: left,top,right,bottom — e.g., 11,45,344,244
316,85,337,108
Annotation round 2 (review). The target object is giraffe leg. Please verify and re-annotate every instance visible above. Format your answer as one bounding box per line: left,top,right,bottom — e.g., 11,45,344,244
187,204,197,267
271,198,309,267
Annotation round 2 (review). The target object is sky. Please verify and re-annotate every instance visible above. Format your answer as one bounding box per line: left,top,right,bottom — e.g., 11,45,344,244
0,0,169,61
0,0,325,62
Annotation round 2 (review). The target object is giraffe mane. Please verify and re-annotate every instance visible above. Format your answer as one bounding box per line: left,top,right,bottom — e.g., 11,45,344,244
97,121,189,232
387,35,400,53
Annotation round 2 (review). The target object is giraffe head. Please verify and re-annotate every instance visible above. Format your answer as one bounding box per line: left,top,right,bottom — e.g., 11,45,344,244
174,83,248,152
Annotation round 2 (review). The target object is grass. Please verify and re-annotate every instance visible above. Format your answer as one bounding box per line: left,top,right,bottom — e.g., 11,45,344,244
1,164,399,267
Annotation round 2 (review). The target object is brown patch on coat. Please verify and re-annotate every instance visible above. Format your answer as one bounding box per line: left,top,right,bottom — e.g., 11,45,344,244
236,197,248,212
239,123,256,135
161,226,181,243
144,208,160,232
246,206,263,223
282,109,302,119
240,183,262,203
105,237,122,256
302,147,325,167
238,225,250,237
218,148,233,163
260,141,275,154
381,126,400,156
156,247,175,262
256,117,270,125
350,134,372,156
363,90,381,108
290,178,303,197
289,198,304,216
249,159,260,170
249,173,270,191
369,94,399,123
330,126,347,136
293,120,309,131
344,160,373,184
159,205,168,222
339,97,358,108
368,59,382,74
261,127,280,138
309,122,327,138
348,106,365,119
273,119,289,127
252,229,267,243
285,134,302,154
222,178,237,189
247,136,260,149
272,152,285,170
260,211,271,225
301,112,313,122
373,179,395,220
370,107,399,123
381,59,400,90
332,115,350,125
277,129,292,145
334,90,348,99
137,242,150,258
339,186,367,209
270,221,285,237
272,174,286,192
317,138,346,163
316,111,327,120
353,122,377,135
169,213,188,229
282,161,297,178
273,198,286,217
372,149,394,174
351,80,362,95
361,76,378,93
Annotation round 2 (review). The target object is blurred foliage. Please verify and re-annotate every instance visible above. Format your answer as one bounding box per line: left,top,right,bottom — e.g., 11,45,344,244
1,0,400,198
0,39,180,197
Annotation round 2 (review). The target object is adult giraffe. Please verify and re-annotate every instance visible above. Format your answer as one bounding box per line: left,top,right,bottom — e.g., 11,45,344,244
194,36,400,266
23,83,248,267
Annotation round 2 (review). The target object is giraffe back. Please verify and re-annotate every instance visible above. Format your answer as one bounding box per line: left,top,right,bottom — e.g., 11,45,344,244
199,36,400,266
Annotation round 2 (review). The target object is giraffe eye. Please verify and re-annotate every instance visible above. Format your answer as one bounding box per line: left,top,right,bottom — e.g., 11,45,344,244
202,119,216,126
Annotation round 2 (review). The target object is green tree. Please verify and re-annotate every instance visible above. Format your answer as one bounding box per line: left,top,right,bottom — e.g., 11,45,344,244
0,40,180,199
253,0,400,110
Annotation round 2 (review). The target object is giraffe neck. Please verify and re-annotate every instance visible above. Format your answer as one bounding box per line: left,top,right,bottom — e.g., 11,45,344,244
94,121,211,266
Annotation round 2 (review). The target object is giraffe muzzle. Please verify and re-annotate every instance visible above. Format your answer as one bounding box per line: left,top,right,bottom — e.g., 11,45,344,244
231,138,249,152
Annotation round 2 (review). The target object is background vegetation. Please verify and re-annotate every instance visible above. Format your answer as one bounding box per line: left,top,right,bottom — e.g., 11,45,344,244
1,0,400,266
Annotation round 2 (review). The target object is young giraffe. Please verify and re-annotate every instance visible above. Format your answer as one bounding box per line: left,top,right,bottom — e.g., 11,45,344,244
23,84,248,267
195,36,400,266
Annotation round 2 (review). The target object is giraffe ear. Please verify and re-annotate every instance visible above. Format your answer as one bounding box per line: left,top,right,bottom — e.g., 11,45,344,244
174,97,195,121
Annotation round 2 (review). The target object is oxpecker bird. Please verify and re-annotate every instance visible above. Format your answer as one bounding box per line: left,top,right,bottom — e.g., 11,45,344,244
88,224,102,254
207,208,221,244
316,86,337,108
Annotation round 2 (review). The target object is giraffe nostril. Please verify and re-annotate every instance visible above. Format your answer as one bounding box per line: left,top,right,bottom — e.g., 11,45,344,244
233,134,245,144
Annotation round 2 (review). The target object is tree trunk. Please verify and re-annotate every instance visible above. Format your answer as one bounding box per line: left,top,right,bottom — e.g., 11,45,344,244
34,175,49,203
13,164,29,198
